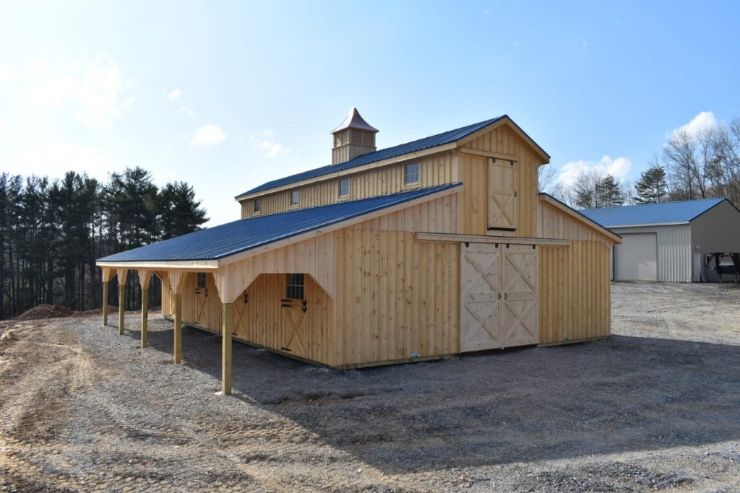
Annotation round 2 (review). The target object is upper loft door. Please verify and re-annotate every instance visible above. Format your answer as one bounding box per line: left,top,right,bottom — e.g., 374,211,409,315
488,157,517,232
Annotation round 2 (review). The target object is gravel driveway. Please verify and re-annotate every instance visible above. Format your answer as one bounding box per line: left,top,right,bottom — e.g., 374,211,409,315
1,282,739,492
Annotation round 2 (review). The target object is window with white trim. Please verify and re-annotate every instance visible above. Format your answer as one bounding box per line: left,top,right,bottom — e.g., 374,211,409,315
404,162,420,186
290,190,299,206
338,177,350,198
253,199,261,214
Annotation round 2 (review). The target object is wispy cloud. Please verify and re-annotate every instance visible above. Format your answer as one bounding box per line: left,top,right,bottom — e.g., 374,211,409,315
24,56,134,129
191,124,226,147
555,155,632,187
249,129,289,158
167,87,181,101
671,111,718,139
77,56,135,129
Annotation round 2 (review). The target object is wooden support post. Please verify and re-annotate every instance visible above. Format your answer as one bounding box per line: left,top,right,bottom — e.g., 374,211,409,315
141,287,149,348
138,270,152,349
118,283,125,335
173,293,183,363
117,269,128,336
222,302,234,395
102,281,109,326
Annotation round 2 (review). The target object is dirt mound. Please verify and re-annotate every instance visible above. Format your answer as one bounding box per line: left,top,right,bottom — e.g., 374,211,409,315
15,304,75,321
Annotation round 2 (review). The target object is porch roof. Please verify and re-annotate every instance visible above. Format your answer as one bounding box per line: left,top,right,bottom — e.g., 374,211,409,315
97,183,460,264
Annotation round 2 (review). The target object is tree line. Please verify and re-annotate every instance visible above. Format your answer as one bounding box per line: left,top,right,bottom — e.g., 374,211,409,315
0,167,208,320
543,116,740,209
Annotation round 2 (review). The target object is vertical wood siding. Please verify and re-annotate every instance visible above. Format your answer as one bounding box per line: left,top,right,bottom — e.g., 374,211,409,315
457,124,543,237
331,194,459,367
240,153,454,218
537,199,613,344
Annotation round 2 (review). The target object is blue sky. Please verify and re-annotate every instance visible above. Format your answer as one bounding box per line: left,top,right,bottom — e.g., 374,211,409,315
1,0,739,224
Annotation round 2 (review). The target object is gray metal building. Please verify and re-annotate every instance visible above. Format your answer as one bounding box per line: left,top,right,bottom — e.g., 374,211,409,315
582,198,740,282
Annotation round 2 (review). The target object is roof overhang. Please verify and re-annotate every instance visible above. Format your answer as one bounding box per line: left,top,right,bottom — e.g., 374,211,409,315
457,115,551,164
606,222,690,229
96,259,220,271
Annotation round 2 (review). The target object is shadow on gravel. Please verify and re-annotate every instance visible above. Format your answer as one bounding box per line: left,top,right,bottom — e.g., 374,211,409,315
127,323,740,474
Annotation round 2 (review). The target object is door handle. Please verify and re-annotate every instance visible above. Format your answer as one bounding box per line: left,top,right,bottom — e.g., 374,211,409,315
497,293,501,300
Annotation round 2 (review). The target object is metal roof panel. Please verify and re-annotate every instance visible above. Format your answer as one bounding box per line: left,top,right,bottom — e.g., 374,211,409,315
98,183,460,263
580,198,726,227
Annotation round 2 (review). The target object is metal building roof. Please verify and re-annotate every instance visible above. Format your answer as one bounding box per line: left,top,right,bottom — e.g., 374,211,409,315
238,116,508,197
580,198,726,227
98,183,460,263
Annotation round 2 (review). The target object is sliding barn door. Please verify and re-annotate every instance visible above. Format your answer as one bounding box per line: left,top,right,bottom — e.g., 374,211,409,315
460,243,502,351
488,158,517,231
460,242,539,352
501,245,538,347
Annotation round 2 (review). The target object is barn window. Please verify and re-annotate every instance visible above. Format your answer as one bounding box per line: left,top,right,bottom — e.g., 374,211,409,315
290,190,299,206
253,199,261,214
404,162,420,185
338,177,350,198
196,272,207,289
285,273,305,300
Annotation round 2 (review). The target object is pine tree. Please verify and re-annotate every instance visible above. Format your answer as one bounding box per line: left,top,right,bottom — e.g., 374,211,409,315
596,175,624,207
634,163,667,204
158,181,209,239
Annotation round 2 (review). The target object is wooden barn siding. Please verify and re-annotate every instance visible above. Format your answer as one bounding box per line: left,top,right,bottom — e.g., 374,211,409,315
162,273,334,365
161,234,337,366
240,153,454,218
332,193,459,367
537,200,612,344
163,193,458,367
457,124,543,237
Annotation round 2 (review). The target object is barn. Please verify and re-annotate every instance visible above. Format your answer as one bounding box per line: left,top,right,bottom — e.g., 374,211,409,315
582,199,740,282
96,109,620,394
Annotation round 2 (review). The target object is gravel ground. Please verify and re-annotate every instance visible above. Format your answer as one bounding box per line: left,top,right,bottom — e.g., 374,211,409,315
1,283,739,492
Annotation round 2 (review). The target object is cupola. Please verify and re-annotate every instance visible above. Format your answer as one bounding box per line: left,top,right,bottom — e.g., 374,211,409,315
331,107,378,164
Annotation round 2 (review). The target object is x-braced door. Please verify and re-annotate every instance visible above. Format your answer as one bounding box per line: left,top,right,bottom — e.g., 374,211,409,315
501,245,538,347
281,298,307,356
460,242,538,352
460,243,503,352
488,157,517,232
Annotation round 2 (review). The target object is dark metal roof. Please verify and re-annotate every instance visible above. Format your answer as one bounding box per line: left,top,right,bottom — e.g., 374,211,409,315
331,107,378,133
238,115,509,197
580,198,727,227
98,183,461,263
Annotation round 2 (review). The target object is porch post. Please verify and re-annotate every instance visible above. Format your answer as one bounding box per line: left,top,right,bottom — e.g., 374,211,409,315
139,270,152,348
102,280,109,326
174,293,183,363
168,271,187,364
117,269,128,336
222,302,234,395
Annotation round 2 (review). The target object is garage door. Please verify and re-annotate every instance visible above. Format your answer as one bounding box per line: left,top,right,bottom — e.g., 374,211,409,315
460,243,538,352
614,233,657,281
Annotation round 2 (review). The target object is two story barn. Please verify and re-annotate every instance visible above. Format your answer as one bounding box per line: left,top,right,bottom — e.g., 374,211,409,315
97,109,620,394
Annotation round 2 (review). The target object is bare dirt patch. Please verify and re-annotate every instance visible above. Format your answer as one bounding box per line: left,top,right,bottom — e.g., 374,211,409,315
1,283,739,491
